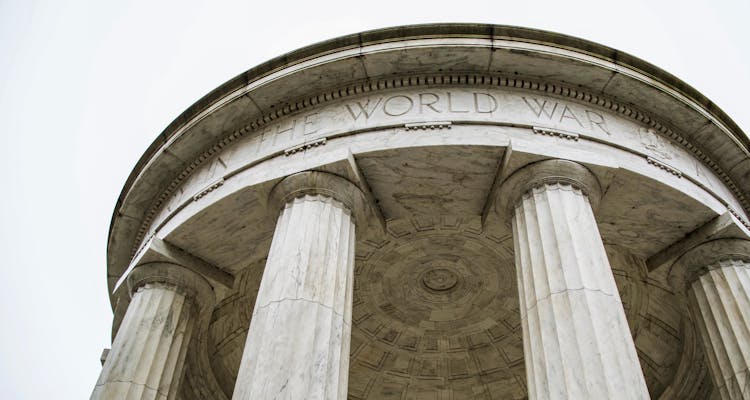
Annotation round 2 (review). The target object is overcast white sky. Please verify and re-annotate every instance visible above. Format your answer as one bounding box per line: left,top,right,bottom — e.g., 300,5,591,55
0,0,748,398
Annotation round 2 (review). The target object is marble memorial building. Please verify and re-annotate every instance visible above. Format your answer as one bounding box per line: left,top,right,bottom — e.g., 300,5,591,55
93,24,750,400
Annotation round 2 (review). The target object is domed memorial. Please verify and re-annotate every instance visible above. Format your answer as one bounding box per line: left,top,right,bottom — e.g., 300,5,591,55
93,24,750,400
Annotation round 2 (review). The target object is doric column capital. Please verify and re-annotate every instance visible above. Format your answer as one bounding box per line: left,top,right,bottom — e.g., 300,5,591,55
269,170,374,229
496,159,602,218
669,238,750,291
126,262,215,311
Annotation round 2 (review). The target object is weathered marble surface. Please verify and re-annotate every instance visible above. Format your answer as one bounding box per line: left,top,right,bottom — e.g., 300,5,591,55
507,161,649,399
98,25,750,400
689,260,750,400
232,194,355,399
92,283,195,400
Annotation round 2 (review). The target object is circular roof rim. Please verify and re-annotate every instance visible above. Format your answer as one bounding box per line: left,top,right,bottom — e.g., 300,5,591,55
109,22,749,252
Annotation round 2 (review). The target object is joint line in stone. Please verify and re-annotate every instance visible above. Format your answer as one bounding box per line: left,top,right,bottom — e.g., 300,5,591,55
253,297,346,321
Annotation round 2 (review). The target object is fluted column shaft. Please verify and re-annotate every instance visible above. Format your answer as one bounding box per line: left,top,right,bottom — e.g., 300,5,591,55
688,260,750,399
232,194,356,400
91,282,195,400
504,160,649,400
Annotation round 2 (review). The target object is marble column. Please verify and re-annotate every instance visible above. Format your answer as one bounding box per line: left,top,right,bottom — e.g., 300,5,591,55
672,239,750,400
499,160,650,400
232,171,370,400
91,263,213,400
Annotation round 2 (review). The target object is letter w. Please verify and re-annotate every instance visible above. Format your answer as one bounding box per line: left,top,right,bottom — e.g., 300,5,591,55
345,97,382,121
522,97,557,119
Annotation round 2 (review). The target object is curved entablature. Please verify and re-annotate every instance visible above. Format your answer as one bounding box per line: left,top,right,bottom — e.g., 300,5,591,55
108,24,750,303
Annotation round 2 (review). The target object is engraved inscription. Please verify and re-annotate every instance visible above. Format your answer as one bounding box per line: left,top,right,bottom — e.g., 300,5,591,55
585,110,609,135
383,95,414,116
345,91,500,121
419,93,441,113
206,156,228,180
523,97,557,119
522,97,610,134
166,187,185,212
343,92,608,137
694,159,715,190
345,97,382,120
447,92,469,113
302,112,319,136
177,89,633,216
255,113,321,151
474,92,498,113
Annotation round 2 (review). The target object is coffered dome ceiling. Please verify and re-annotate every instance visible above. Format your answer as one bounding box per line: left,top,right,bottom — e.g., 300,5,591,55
194,215,706,400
